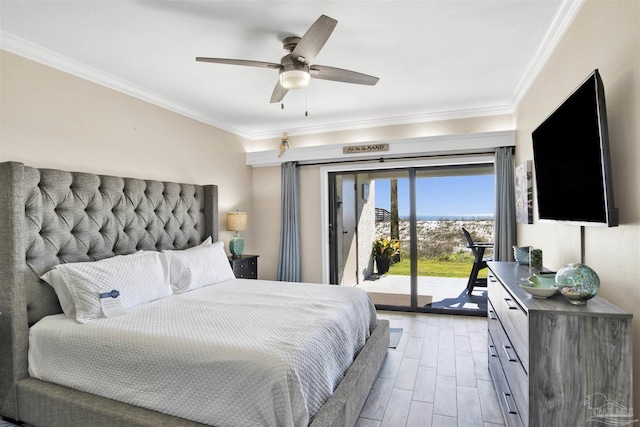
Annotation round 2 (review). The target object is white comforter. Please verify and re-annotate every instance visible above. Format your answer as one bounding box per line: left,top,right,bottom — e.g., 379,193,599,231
29,279,377,427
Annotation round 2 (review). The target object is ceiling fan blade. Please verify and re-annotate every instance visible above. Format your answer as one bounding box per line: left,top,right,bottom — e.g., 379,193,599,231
309,65,379,85
196,57,281,69
270,80,289,103
290,15,337,64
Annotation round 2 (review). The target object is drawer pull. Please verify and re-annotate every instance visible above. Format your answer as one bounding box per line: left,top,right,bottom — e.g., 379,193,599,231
503,393,518,414
489,276,497,282
503,345,518,362
488,344,498,358
488,309,498,320
504,298,519,310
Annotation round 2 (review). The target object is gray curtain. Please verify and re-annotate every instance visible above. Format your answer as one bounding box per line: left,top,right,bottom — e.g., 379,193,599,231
277,162,302,281
494,147,516,261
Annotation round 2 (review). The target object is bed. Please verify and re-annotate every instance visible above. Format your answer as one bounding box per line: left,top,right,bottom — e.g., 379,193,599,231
0,161,389,427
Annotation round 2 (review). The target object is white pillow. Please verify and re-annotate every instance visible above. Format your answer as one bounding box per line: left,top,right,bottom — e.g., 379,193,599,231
40,252,152,317
41,268,77,317
200,236,213,246
46,251,172,323
164,241,235,293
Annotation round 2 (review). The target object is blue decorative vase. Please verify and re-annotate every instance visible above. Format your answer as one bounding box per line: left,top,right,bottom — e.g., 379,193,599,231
555,263,600,305
229,232,244,258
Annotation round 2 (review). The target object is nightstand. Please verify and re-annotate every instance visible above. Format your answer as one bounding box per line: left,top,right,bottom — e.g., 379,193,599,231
228,255,259,279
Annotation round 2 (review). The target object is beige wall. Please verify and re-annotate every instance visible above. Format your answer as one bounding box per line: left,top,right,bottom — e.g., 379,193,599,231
0,50,255,255
252,118,515,283
514,0,640,412
251,164,324,282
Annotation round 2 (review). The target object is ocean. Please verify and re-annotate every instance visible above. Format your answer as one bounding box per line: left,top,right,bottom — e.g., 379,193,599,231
401,215,494,221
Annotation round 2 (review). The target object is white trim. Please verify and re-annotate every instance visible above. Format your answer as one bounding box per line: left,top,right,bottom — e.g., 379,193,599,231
319,153,496,284
0,30,511,140
247,130,514,167
1,0,582,141
0,31,256,140
248,105,512,140
509,0,585,110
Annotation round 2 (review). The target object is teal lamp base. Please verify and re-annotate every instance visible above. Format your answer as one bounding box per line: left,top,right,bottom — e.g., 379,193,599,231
229,232,244,258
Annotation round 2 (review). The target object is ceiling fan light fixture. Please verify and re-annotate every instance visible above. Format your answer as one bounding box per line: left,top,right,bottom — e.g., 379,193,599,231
197,15,378,104
280,69,310,90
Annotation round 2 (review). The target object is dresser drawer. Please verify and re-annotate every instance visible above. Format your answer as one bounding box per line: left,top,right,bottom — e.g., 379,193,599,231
229,256,258,279
489,315,529,426
500,289,529,372
488,331,525,427
487,271,502,320
488,298,500,325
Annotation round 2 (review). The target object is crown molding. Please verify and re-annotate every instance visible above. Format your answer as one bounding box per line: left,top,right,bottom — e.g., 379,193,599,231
0,31,256,140
1,31,512,140
246,130,515,167
2,0,582,141
509,0,585,110
247,105,513,140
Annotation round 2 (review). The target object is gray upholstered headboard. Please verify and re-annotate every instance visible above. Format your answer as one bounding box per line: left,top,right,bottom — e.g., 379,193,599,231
0,161,218,419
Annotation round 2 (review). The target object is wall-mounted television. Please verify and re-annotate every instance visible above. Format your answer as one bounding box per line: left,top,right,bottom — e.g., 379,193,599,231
531,69,618,227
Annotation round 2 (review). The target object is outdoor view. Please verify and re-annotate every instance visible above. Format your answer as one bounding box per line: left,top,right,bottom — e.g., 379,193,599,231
374,174,494,280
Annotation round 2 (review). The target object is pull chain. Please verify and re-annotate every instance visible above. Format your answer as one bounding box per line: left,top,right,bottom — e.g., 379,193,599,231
305,88,308,117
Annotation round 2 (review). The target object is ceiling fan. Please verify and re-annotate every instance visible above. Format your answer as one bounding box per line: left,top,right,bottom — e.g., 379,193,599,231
196,15,379,104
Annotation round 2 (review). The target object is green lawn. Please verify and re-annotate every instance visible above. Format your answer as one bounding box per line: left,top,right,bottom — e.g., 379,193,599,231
388,256,487,279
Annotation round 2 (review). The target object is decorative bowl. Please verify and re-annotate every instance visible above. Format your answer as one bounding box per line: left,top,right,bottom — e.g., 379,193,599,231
519,284,558,299
512,246,530,265
520,273,558,298
527,273,557,288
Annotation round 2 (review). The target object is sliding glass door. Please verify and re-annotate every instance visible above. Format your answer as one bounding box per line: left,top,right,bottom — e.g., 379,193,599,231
413,165,495,313
329,163,495,315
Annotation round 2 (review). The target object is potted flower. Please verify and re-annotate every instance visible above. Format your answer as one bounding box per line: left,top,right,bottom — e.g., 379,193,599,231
373,237,400,275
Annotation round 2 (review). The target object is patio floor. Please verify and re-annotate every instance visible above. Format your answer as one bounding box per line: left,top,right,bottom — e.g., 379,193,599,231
356,274,487,314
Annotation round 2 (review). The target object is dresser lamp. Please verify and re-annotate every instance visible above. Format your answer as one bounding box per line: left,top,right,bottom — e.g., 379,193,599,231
226,211,247,258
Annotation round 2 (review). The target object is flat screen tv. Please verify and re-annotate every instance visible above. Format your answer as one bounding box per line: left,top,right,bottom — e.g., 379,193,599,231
531,69,618,227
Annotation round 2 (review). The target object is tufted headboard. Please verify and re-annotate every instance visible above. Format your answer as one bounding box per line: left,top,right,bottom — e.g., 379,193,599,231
0,161,218,419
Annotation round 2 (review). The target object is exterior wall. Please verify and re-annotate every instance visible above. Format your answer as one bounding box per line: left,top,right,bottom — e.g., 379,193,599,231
513,0,640,414
0,50,254,256
357,174,376,282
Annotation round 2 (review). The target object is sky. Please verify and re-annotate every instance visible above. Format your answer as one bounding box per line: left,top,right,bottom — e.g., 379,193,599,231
375,175,495,217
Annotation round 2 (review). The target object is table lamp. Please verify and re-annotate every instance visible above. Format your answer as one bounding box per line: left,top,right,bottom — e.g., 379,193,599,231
226,211,247,258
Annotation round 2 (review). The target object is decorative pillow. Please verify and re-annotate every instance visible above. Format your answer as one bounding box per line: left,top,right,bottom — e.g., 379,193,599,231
163,241,235,293
46,251,172,323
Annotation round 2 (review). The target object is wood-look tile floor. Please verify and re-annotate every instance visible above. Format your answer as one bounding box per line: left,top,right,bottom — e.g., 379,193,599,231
357,311,505,427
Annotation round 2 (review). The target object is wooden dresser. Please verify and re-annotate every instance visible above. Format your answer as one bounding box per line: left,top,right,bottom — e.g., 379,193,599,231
487,262,632,427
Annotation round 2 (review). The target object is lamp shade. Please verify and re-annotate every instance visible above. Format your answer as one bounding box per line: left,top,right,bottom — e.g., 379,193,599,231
226,211,247,232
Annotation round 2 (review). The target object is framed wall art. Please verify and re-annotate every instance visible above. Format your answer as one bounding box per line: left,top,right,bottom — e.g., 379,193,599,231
515,160,533,224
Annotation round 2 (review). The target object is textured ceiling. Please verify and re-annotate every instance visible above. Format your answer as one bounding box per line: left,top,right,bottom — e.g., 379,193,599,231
0,1,582,140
